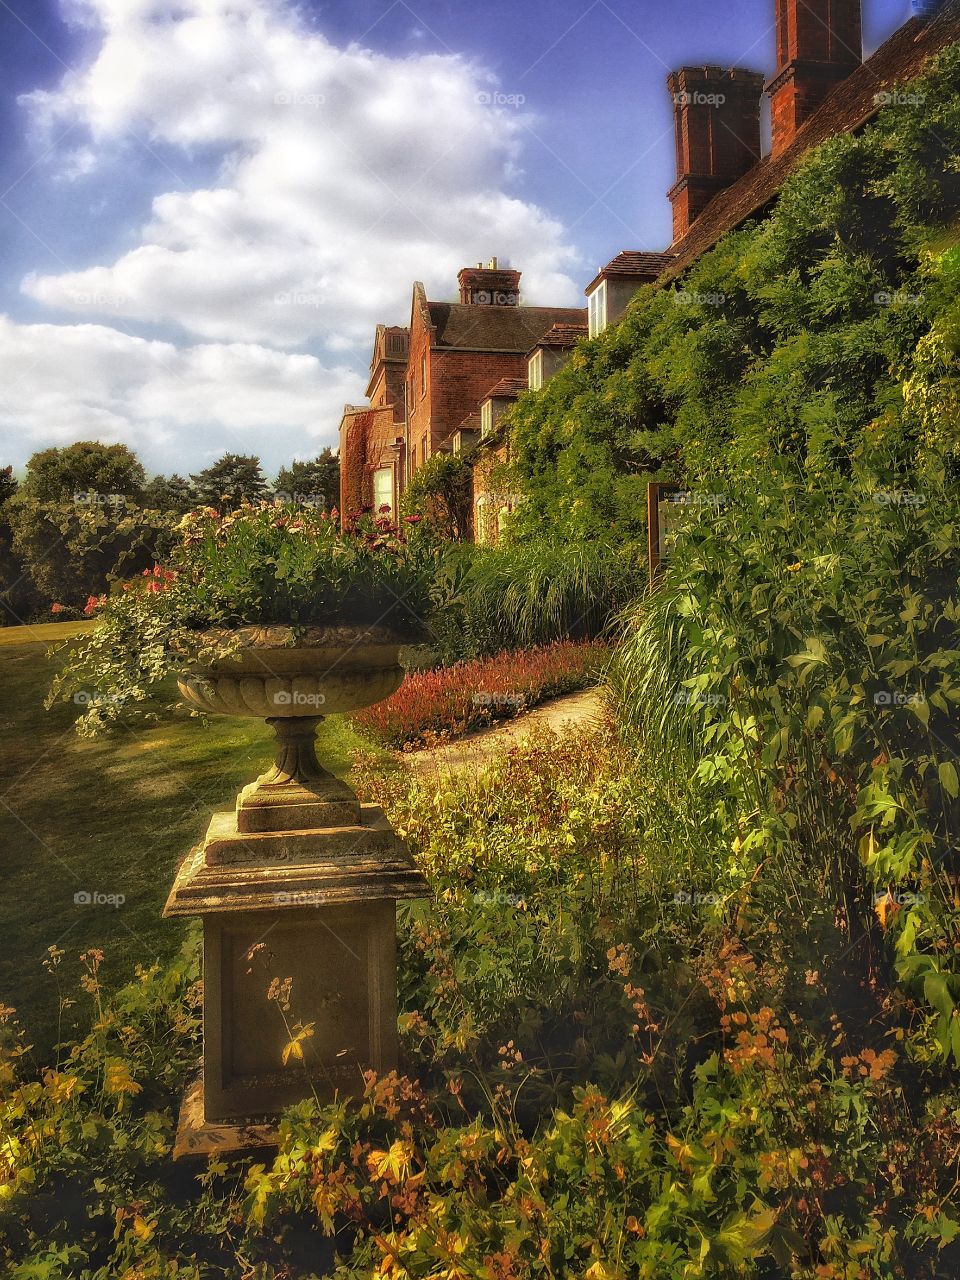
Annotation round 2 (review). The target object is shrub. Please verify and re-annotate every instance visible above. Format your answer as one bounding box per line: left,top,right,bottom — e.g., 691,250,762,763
428,539,644,664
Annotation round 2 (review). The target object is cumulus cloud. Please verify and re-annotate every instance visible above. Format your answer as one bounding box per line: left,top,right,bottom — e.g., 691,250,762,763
22,0,581,350
0,315,358,473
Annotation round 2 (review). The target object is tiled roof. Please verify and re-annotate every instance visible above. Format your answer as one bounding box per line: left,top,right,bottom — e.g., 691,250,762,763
426,302,587,352
531,322,589,350
482,378,529,401
662,4,960,280
586,251,678,294
453,411,482,433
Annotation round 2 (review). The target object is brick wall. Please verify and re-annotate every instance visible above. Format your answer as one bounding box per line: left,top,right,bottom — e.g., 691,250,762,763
667,66,764,242
769,0,862,156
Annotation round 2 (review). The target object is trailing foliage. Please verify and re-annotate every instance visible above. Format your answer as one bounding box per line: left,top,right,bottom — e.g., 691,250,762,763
47,504,443,735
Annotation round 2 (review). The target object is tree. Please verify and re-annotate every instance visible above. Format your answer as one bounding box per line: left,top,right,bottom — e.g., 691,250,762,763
141,473,197,513
274,450,339,511
0,467,41,625
402,452,473,542
19,442,146,505
190,454,270,511
8,496,172,612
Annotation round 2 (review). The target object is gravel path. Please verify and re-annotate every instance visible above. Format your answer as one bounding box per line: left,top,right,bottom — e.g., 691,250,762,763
400,687,606,775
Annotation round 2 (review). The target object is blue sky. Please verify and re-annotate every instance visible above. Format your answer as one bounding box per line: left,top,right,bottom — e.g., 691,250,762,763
0,0,916,477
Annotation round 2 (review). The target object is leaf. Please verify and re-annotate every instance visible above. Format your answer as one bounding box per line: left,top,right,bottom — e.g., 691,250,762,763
939,761,959,799
924,973,955,1020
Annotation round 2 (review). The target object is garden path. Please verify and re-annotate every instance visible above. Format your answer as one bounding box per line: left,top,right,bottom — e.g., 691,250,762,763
400,687,605,775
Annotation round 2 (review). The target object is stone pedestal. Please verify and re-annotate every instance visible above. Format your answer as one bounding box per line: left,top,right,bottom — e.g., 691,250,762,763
164,659,428,1151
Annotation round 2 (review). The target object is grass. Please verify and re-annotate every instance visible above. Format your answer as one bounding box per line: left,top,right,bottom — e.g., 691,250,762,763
0,623,391,1051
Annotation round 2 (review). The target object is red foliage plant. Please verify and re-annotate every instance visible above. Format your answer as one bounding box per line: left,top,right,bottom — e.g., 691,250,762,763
351,640,606,750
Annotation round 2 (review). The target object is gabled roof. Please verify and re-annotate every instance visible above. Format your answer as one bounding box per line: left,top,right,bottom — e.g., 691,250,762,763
425,302,587,353
586,251,678,294
663,3,960,280
529,322,589,353
481,378,529,403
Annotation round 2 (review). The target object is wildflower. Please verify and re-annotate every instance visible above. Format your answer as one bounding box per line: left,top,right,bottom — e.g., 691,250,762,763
50,603,65,614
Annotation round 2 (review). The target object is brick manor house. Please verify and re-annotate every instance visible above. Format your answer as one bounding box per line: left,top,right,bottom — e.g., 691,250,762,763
339,0,960,542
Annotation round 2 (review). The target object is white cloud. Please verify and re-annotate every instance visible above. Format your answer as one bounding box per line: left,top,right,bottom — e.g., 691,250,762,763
0,315,359,474
22,0,581,350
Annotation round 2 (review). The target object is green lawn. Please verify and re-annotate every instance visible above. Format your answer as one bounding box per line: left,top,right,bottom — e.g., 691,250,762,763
0,623,390,1052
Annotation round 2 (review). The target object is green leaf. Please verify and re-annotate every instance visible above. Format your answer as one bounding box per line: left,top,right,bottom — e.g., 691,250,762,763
938,761,959,799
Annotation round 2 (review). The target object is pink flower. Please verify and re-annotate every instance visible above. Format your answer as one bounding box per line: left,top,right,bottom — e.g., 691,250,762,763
403,515,423,525
83,595,103,617
51,602,65,615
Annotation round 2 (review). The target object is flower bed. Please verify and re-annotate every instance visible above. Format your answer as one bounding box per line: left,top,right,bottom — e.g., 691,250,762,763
351,640,607,750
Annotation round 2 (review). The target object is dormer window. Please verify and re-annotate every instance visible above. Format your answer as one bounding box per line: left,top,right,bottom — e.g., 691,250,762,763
588,281,607,338
528,349,543,391
481,400,493,438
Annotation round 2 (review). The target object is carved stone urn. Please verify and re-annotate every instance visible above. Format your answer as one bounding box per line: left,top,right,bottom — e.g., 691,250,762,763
164,624,428,1152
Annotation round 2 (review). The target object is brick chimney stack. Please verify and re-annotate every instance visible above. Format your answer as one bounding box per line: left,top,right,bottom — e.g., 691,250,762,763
766,0,862,158
667,66,765,244
458,259,522,306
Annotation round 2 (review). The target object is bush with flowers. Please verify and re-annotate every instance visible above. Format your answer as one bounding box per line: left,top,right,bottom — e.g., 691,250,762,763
46,502,444,736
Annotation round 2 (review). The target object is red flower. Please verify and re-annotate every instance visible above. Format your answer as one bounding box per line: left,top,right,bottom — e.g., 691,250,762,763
51,602,65,615
403,515,423,525
82,595,104,617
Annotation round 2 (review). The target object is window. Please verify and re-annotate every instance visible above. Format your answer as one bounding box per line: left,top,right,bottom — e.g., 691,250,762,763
528,349,543,391
588,281,608,337
373,467,393,515
420,353,427,399
481,400,493,438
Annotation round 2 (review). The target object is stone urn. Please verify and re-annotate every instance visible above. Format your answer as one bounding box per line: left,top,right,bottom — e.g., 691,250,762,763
164,623,429,1149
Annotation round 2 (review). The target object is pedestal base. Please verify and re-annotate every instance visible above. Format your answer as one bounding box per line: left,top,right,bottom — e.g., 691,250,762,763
201,900,397,1121
172,1075,278,1159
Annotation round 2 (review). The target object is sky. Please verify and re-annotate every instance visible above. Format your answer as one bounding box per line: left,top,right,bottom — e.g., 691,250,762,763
0,0,914,479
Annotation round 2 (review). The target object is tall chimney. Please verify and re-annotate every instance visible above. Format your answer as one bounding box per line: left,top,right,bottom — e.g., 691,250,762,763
458,263,522,305
667,66,765,245
766,0,862,158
